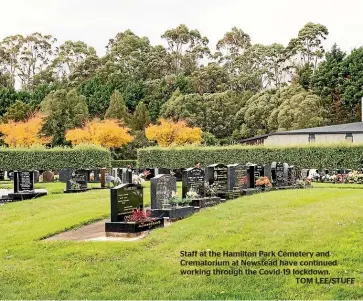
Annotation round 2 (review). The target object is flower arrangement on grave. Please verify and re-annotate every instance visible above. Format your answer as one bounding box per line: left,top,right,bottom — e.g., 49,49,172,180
255,176,272,188
53,174,59,182
335,174,345,183
204,182,217,197
186,188,199,199
124,208,153,223
132,170,150,185
69,179,81,190
39,174,43,183
106,175,121,187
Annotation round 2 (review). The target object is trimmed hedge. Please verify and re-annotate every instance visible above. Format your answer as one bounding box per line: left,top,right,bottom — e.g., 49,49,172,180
137,143,363,169
111,159,138,168
0,145,111,170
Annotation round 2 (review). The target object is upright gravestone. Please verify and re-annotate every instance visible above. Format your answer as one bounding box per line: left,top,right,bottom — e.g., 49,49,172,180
287,165,295,186
301,169,310,179
14,171,35,193
172,168,185,181
89,169,101,183
227,164,248,191
158,168,171,175
182,167,205,198
207,163,228,197
0,171,4,181
8,171,14,180
33,170,40,183
65,170,88,192
43,171,54,182
246,163,258,188
109,183,143,222
151,174,177,209
271,162,288,187
59,169,73,182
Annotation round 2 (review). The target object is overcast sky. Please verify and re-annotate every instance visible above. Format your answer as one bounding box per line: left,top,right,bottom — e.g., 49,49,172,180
1,0,362,55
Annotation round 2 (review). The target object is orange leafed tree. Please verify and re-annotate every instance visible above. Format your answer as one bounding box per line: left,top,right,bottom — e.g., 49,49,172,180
0,114,50,147
65,119,134,148
145,118,202,147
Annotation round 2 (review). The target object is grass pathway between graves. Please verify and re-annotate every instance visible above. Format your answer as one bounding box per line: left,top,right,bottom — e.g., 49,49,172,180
0,185,362,299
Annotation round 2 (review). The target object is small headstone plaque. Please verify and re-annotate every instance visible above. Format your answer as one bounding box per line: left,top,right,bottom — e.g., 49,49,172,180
110,183,143,222
151,174,177,209
207,163,228,196
227,164,248,191
182,167,205,198
14,171,35,193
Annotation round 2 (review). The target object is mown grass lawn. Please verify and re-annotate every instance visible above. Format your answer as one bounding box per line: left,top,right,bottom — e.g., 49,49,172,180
0,185,362,299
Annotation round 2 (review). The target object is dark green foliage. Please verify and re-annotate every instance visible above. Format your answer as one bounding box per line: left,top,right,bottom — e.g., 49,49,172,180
41,89,89,145
0,145,111,170
138,144,363,169
78,76,114,117
2,100,31,122
111,159,137,168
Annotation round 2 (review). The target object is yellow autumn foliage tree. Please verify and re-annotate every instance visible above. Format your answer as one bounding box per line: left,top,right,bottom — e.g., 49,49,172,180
65,119,134,148
145,118,202,147
0,114,50,147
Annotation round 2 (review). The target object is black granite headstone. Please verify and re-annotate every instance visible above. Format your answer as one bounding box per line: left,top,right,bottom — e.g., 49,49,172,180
287,165,295,186
227,164,248,191
182,167,205,198
66,170,88,191
271,162,289,186
151,174,177,209
246,163,257,188
34,170,40,183
59,169,73,182
207,163,228,195
89,169,101,183
110,183,143,222
0,171,4,181
172,168,185,181
14,171,34,193
158,168,171,175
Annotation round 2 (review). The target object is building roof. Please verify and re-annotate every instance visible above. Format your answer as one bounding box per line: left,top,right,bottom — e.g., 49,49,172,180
275,122,363,135
240,122,363,143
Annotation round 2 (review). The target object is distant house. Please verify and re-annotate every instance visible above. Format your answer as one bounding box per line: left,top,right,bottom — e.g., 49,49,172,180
241,122,363,146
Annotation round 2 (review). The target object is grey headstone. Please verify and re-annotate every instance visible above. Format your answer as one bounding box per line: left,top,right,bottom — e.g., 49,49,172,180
151,174,177,209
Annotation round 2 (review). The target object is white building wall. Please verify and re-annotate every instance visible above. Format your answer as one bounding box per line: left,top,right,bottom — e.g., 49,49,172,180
264,133,363,146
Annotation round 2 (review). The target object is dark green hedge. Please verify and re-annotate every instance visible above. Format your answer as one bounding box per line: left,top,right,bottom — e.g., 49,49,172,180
111,159,138,168
0,145,111,170
137,144,363,169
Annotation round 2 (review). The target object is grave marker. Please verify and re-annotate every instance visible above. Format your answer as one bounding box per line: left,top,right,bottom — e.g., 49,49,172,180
150,174,177,209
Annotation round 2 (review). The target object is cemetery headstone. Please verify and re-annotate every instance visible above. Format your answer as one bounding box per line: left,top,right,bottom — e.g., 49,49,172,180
271,162,288,187
59,169,73,182
8,171,14,180
227,164,248,191
151,174,177,209
246,163,258,188
287,165,295,186
172,168,185,181
207,163,228,196
43,171,54,182
100,168,107,188
301,169,310,179
182,167,205,198
65,170,88,192
158,168,171,175
0,171,4,181
34,170,40,183
14,171,34,193
110,183,143,222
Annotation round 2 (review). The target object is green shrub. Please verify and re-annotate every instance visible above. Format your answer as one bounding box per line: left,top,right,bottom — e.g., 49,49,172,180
137,143,363,169
111,159,138,168
0,144,111,170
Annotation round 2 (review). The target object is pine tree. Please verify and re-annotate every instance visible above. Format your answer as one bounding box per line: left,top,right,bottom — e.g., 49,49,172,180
131,102,151,131
105,90,129,124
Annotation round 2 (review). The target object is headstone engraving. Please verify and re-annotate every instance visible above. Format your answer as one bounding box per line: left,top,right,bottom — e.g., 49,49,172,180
66,170,88,192
182,167,205,198
151,174,177,209
227,164,248,191
110,183,143,222
207,163,228,196
0,171,4,181
14,171,35,193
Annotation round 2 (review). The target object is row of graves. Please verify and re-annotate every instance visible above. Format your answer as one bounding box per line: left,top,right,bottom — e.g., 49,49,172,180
105,162,303,236
302,168,363,184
